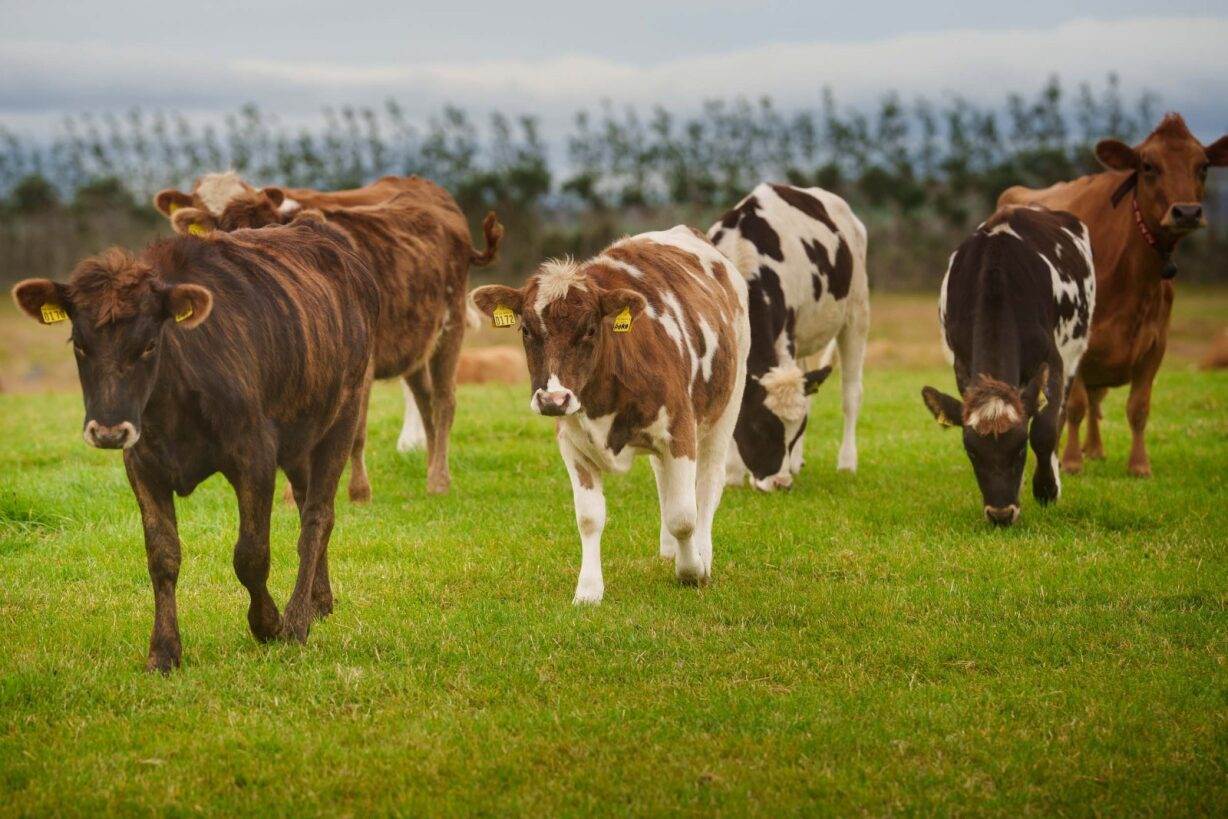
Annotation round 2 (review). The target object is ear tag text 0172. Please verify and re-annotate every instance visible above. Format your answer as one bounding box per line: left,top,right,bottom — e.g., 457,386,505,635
41,303,68,324
174,304,193,323
492,305,516,328
613,306,632,333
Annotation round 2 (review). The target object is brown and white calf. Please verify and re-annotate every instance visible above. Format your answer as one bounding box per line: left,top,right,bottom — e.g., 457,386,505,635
471,227,750,603
922,205,1095,525
708,183,869,491
11,213,379,671
153,172,502,496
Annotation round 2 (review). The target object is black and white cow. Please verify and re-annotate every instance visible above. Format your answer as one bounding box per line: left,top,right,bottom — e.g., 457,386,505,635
708,183,869,491
922,205,1096,525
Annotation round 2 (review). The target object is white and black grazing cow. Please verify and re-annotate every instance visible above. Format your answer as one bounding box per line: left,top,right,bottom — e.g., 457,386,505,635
922,205,1096,525
708,183,869,492
471,226,750,604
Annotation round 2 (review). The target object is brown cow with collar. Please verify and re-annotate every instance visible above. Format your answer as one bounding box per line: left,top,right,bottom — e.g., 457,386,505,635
999,113,1228,476
471,226,750,604
11,213,379,671
153,172,503,496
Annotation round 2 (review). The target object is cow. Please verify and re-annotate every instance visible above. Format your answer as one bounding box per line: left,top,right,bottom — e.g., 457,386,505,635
470,226,750,604
10,212,379,671
999,113,1228,476
707,183,869,492
153,172,503,496
921,205,1096,525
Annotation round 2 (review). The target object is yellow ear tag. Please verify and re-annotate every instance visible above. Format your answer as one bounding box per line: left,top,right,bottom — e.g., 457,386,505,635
612,306,632,333
936,411,955,428
187,223,207,237
167,203,182,214
492,305,516,328
40,303,67,324
174,304,193,323
1037,389,1048,414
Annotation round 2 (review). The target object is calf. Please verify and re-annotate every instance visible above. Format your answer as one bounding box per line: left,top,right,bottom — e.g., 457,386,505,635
471,226,749,603
153,172,503,496
11,214,379,671
922,205,1095,524
708,183,869,492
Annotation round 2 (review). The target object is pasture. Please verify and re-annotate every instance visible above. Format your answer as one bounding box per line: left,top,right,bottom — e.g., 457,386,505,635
1,293,1225,815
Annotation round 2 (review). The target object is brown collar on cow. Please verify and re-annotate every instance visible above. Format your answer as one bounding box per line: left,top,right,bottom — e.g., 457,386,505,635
1110,172,1178,280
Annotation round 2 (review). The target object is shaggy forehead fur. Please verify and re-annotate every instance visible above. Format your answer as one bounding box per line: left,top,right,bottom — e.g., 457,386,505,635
195,171,252,216
963,375,1024,436
67,247,157,327
532,258,587,313
758,364,809,423
1149,112,1195,144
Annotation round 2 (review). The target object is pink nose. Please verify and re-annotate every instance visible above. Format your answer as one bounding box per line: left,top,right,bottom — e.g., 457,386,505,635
772,474,793,490
534,390,572,416
85,420,134,449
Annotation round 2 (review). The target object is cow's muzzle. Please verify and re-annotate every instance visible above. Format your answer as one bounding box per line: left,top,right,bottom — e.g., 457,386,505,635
1162,203,1206,233
84,420,139,450
532,389,577,417
984,505,1020,526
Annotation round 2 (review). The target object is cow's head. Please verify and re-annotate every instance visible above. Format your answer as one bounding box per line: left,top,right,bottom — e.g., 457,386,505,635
471,260,645,417
154,171,287,235
921,367,1048,525
1096,113,1228,237
728,363,831,492
11,249,212,450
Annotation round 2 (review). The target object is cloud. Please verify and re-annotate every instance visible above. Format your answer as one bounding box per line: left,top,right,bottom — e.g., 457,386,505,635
2,16,1226,137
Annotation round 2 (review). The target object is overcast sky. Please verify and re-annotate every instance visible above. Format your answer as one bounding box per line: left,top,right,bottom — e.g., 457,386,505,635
2,1,1226,140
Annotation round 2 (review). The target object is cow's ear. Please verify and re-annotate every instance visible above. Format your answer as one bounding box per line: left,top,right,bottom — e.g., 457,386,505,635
1205,135,1228,167
12,279,71,325
260,187,286,208
803,366,832,395
470,284,523,317
598,288,647,320
922,386,964,428
153,189,193,216
1021,364,1050,417
163,284,213,329
1095,139,1139,172
170,207,213,237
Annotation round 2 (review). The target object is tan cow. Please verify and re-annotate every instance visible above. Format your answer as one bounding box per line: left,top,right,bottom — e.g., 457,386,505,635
153,172,502,496
999,114,1228,476
472,227,750,603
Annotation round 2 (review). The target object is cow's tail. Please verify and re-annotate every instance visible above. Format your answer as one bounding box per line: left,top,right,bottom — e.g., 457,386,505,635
471,211,504,267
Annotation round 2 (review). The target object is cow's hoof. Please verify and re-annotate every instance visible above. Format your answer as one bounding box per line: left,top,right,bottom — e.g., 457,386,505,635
426,475,451,495
312,594,334,620
572,578,604,605
1060,460,1083,475
348,483,371,504
248,604,283,643
280,618,310,644
1128,463,1152,478
675,559,705,587
1083,448,1106,461
145,644,181,675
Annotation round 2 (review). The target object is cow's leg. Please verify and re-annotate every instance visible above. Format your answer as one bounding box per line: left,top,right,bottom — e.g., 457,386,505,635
1060,375,1088,474
285,460,332,619
346,363,374,504
282,405,359,642
1082,386,1108,461
649,455,677,560
695,407,741,581
654,451,701,586
561,440,606,605
835,306,868,472
396,378,427,453
125,457,183,673
425,318,464,494
405,367,437,458
1126,342,1166,478
1030,407,1061,506
227,451,282,642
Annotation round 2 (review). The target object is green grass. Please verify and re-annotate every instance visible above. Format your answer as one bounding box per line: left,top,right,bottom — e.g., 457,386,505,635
1,367,1225,815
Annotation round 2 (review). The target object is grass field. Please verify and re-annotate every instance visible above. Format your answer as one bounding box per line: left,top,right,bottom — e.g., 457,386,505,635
1,294,1226,814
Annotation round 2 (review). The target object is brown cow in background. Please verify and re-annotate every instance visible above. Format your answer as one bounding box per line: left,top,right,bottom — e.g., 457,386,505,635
999,114,1228,476
154,173,503,496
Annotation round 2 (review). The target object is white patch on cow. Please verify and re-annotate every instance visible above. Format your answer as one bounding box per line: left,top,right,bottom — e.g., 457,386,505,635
195,171,248,216
397,380,426,452
985,222,1022,240
938,253,956,365
697,317,719,382
758,364,809,423
1042,222,1096,391
661,290,699,383
533,258,586,312
965,397,1020,432
1051,451,1062,499
592,255,643,278
278,196,301,214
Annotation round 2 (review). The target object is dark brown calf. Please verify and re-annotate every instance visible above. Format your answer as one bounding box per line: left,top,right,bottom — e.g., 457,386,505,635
153,172,502,496
12,214,379,672
999,113,1228,476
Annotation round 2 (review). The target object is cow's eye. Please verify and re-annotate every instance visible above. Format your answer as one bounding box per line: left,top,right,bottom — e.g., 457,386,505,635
1142,161,1158,176
582,324,597,342
72,342,86,358
140,339,158,358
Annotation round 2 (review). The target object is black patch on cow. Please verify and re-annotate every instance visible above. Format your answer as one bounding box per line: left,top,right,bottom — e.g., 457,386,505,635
801,236,853,301
771,184,838,233
733,379,787,481
719,196,782,261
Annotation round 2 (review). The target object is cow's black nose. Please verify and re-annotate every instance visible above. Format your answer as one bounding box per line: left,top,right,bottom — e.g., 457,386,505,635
1170,203,1203,224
